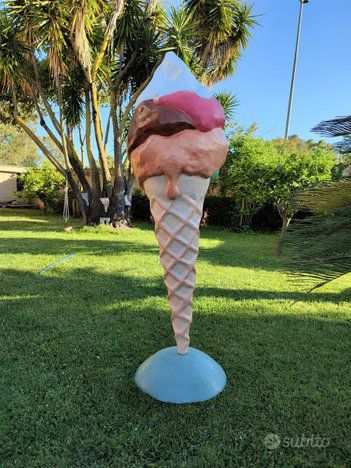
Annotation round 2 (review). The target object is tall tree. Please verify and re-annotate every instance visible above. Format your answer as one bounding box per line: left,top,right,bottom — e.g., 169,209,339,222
0,0,255,225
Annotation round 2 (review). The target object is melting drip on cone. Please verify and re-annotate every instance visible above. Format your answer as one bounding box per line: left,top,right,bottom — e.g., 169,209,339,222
130,128,228,199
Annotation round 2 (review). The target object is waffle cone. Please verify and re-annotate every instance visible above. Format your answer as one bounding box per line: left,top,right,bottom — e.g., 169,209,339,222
144,174,210,354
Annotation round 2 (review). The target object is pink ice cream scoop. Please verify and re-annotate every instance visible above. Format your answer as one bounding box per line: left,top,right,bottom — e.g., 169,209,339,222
131,128,228,199
154,91,225,132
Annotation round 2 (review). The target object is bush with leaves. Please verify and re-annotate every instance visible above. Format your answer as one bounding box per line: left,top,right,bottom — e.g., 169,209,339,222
219,134,336,230
270,141,336,233
19,163,65,212
219,135,278,227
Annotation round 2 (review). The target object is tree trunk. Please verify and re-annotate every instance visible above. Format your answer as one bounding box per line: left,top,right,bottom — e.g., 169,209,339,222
90,83,112,194
276,204,294,255
66,171,88,224
109,175,126,225
109,90,128,225
276,202,294,235
83,90,105,224
239,199,245,227
239,198,254,229
281,213,292,235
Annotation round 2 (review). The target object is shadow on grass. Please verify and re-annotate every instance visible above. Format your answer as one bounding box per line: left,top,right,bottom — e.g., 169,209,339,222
0,231,281,274
1,209,282,273
0,236,159,257
0,227,350,302
0,209,72,231
0,266,350,467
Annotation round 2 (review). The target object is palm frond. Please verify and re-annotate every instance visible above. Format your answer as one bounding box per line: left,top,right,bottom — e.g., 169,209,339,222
0,10,32,97
204,4,256,83
312,116,351,137
146,0,167,29
294,179,351,213
184,0,256,84
70,0,105,81
113,0,144,51
112,2,166,95
165,6,197,67
313,115,351,158
283,204,351,292
214,91,239,121
61,66,85,128
27,0,69,82
334,137,351,154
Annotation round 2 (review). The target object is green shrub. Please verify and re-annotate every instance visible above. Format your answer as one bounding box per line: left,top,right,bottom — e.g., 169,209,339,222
18,163,65,212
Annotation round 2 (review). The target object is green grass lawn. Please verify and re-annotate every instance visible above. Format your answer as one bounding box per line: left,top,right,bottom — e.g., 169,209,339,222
0,209,350,468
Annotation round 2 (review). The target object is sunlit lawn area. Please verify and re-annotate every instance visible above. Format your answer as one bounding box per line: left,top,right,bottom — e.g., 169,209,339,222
0,209,350,467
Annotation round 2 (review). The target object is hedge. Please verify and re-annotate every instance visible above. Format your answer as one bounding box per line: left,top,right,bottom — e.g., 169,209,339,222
63,192,307,231
131,193,284,231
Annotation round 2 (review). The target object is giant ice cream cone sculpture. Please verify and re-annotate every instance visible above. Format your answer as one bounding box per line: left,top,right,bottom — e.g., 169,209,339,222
130,52,229,403
131,127,228,353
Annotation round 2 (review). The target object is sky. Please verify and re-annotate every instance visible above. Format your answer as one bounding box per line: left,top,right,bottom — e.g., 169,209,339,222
208,0,351,141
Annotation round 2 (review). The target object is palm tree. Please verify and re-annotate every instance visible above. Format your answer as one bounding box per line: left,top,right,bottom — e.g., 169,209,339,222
0,0,255,225
184,0,256,83
282,116,351,292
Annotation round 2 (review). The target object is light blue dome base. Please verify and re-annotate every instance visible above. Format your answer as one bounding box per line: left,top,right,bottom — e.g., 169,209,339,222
134,346,226,404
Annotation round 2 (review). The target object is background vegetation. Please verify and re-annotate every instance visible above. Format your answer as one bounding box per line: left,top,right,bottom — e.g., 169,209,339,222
215,134,336,231
0,123,40,167
18,163,65,212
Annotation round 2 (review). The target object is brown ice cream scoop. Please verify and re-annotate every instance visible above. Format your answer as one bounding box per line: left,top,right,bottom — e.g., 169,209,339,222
128,100,195,154
130,128,228,199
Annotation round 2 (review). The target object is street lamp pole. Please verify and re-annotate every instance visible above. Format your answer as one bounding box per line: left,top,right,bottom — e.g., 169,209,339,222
284,0,309,139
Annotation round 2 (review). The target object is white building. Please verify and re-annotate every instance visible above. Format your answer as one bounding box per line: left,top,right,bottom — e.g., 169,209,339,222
0,165,28,204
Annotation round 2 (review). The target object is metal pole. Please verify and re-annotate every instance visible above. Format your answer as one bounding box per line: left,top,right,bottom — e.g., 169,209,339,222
284,0,309,139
